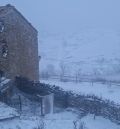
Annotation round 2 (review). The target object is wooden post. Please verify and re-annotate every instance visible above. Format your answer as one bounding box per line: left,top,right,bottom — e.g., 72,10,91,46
41,98,44,116
18,95,22,113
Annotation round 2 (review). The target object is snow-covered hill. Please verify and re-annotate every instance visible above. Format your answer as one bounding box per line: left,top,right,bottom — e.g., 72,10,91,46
39,28,120,80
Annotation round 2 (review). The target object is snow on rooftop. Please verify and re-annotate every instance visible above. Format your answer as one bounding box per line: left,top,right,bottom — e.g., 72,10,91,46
0,78,10,85
0,102,19,120
0,78,11,92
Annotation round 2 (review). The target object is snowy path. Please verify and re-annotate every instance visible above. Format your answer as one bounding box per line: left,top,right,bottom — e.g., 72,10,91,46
41,79,120,104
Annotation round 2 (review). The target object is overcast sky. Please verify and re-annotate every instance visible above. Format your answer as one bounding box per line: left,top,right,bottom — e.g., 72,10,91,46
1,0,120,35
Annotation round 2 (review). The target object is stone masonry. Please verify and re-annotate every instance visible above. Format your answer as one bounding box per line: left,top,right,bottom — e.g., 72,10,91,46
0,4,39,81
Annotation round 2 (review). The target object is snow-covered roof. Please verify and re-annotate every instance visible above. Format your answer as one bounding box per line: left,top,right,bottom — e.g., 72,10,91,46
0,78,11,93
0,102,19,120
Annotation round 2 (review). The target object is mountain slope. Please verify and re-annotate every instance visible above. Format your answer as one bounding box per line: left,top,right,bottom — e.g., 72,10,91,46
39,28,120,79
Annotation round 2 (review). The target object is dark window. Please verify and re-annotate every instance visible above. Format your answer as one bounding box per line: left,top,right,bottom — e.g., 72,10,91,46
0,70,4,78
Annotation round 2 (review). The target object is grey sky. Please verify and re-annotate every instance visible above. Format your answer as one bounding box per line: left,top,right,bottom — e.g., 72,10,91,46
1,0,120,34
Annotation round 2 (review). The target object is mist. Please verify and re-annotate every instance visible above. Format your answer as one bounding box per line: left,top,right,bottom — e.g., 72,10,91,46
1,0,120,34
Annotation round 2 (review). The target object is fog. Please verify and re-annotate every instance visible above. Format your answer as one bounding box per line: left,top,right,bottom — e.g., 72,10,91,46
1,0,120,35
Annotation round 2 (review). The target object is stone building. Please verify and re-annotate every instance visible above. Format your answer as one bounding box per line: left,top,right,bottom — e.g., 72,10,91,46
0,4,39,81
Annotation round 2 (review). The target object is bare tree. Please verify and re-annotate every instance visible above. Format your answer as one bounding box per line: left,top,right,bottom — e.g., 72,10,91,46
46,64,55,77
78,122,86,129
59,62,67,81
40,71,49,80
75,68,82,83
73,120,78,129
73,120,87,129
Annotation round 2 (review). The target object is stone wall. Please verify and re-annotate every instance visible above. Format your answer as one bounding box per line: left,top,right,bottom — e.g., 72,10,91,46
0,5,39,81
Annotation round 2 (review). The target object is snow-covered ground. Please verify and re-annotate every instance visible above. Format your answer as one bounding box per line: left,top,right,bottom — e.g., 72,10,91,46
41,79,120,104
0,109,119,129
81,114,120,129
0,93,119,129
43,111,120,129
39,28,120,80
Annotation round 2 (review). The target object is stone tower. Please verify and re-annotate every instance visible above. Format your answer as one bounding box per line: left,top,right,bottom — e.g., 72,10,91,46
0,4,39,81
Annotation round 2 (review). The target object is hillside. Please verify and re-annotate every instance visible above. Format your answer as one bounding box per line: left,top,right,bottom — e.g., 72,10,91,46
39,28,120,80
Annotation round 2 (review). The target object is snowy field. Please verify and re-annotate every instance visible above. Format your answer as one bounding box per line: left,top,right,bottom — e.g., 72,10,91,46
41,79,120,104
39,29,120,79
0,109,119,129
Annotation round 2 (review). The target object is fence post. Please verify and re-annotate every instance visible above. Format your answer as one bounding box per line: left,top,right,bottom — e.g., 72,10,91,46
41,98,44,116
18,95,22,113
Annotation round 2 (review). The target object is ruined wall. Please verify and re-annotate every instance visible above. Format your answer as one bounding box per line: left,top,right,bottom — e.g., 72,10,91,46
0,6,39,81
